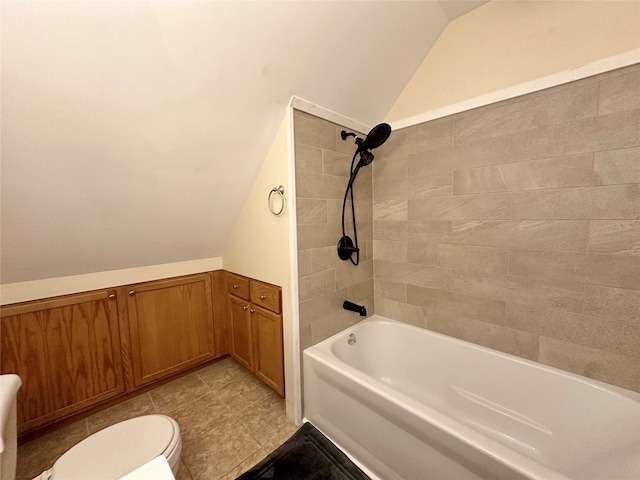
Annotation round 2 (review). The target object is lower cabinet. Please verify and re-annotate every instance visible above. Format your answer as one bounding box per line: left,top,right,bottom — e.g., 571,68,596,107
0,290,125,434
229,295,254,371
0,269,283,436
126,273,216,387
227,273,285,396
252,305,284,396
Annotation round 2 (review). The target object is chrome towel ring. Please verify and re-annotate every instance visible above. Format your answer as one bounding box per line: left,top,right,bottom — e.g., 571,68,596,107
268,185,286,216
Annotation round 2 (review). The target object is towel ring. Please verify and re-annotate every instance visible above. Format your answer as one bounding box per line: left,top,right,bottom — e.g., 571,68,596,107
268,185,286,216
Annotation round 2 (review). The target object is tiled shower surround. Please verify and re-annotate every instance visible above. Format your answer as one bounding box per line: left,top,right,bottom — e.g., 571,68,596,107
294,111,374,351
374,63,640,392
294,63,639,392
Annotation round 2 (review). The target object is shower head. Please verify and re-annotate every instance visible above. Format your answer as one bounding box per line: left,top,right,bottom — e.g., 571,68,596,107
360,123,392,152
359,150,374,167
341,123,392,153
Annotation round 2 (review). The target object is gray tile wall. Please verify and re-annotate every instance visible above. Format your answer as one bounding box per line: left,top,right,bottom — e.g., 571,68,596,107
374,64,640,392
294,111,374,351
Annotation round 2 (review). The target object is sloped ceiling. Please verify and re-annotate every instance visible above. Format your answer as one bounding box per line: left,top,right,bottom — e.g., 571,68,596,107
0,1,485,283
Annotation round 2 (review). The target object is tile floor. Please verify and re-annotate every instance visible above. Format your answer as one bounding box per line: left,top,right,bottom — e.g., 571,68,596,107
16,357,298,480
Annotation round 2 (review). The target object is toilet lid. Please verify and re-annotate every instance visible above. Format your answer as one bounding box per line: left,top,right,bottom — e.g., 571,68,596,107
52,415,179,480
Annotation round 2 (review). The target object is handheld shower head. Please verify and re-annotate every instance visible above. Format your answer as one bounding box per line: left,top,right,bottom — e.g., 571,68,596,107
358,150,374,167
338,122,392,265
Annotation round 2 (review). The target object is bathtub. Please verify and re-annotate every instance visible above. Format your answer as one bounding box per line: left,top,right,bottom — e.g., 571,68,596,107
303,315,640,480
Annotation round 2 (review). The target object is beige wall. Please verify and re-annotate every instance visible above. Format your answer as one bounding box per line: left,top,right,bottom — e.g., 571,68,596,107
374,64,640,392
222,116,296,415
293,111,374,350
386,0,640,122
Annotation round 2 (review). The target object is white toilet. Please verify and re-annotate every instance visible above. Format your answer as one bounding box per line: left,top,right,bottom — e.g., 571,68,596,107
0,375,182,480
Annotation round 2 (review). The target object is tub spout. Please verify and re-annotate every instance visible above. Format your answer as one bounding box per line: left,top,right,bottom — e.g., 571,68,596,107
343,300,367,316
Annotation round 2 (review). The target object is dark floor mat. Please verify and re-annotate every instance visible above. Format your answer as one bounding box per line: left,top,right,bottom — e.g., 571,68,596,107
236,422,370,480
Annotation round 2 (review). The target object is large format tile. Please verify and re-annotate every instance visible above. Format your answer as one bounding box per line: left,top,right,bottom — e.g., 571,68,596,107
197,356,254,390
593,146,640,185
587,220,640,255
538,337,640,391
215,373,273,411
168,391,235,446
17,420,90,480
409,193,511,220
407,243,509,275
449,220,589,251
86,392,156,434
149,372,210,412
16,358,293,480
454,82,599,144
582,286,640,326
452,154,593,194
509,249,640,290
181,426,261,480
506,303,640,358
599,69,640,115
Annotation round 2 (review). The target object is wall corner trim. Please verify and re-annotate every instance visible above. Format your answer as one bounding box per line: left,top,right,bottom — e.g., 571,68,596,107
390,49,640,130
289,96,371,134
0,257,224,305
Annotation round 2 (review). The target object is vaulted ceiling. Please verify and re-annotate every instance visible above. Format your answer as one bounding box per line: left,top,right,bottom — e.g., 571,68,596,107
0,1,486,283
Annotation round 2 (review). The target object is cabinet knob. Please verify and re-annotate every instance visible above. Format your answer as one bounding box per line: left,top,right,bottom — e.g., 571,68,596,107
243,305,248,310
108,294,116,300
128,290,135,296
260,295,266,300
250,308,255,313
233,284,239,289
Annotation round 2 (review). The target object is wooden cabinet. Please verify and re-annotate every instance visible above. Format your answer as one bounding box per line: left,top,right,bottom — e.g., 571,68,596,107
227,272,284,396
126,273,216,387
0,290,125,434
228,295,254,371
253,306,284,396
0,269,280,436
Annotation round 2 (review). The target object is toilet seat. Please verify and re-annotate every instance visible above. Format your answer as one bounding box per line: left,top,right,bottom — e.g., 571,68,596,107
49,415,181,480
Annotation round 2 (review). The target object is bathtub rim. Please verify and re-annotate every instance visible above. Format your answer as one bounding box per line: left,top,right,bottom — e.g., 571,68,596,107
303,314,640,480
310,314,640,402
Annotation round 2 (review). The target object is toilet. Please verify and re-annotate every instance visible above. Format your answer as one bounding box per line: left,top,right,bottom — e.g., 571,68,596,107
0,375,182,480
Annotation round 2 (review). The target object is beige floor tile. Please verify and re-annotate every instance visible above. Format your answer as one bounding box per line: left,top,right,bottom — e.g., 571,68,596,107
86,392,156,434
175,461,195,480
236,392,296,450
15,358,293,480
182,427,261,480
217,447,272,480
169,391,235,445
215,373,273,410
16,419,89,480
149,372,211,411
197,357,253,390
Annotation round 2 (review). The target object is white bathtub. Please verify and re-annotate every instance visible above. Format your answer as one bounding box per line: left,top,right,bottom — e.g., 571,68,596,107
303,315,640,480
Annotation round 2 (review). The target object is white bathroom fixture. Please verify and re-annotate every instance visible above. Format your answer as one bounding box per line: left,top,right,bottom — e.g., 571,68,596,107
0,375,182,480
304,316,640,480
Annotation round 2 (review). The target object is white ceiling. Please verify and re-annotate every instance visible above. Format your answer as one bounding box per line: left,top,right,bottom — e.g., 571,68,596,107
0,1,485,283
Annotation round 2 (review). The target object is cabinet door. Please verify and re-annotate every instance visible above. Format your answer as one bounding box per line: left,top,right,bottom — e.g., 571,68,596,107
229,296,254,371
127,274,215,387
252,306,284,396
0,290,124,434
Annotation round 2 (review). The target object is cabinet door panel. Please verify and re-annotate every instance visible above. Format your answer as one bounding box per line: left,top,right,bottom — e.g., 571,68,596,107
229,296,254,371
127,274,215,387
0,291,124,434
252,306,284,396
